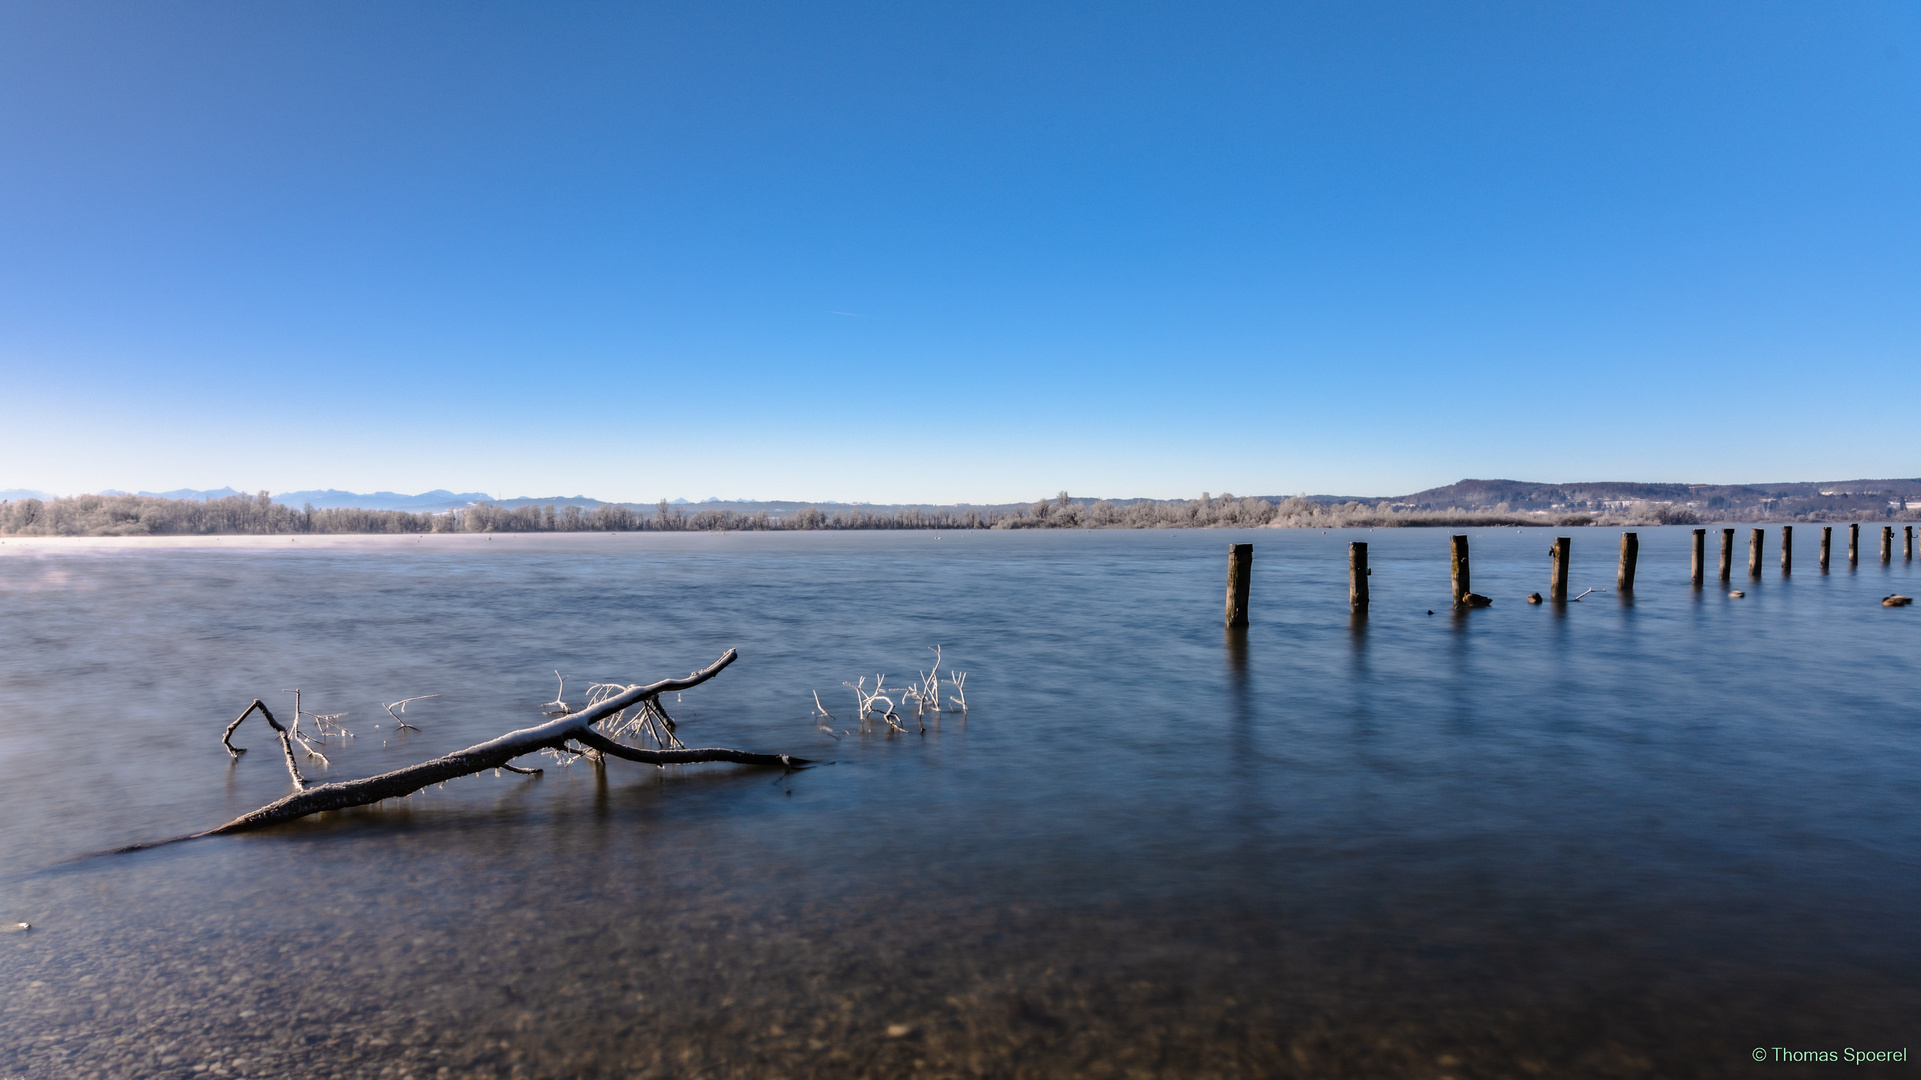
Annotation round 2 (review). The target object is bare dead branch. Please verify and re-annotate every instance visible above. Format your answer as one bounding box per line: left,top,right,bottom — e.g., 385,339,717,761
222,699,308,790
382,694,438,731
569,728,805,768
542,670,569,716
108,649,806,854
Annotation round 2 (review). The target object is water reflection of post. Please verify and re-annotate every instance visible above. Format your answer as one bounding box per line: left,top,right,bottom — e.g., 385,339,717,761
1223,605,1265,893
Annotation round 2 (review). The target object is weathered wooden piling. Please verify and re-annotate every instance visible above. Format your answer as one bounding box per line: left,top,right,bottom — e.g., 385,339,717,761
1349,542,1369,615
1450,535,1470,607
1820,526,1832,572
1907,525,1915,561
1882,526,1894,564
1719,528,1735,582
1690,528,1706,588
1748,528,1764,578
1849,523,1859,566
1549,536,1570,602
1226,544,1252,628
1781,525,1792,575
1618,532,1638,591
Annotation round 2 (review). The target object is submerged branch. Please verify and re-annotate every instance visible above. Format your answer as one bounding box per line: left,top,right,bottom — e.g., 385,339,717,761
222,699,307,789
112,649,805,854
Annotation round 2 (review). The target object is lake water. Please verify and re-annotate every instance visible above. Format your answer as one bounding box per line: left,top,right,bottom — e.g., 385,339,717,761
2,527,1917,1078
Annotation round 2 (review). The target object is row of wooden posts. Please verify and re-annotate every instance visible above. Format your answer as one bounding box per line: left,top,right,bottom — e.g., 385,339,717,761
1223,524,1918,624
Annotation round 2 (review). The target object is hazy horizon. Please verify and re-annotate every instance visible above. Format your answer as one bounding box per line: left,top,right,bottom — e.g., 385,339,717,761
10,473,1921,511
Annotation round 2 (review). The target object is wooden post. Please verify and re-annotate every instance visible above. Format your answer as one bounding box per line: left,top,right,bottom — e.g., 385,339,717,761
1450,534,1470,607
1882,526,1893,564
1690,528,1705,588
1349,542,1369,614
1225,544,1252,627
1780,524,1791,575
1849,523,1859,566
1719,528,1735,582
1907,525,1915,561
1748,528,1764,578
1617,532,1638,592
1820,526,1831,572
1549,536,1570,602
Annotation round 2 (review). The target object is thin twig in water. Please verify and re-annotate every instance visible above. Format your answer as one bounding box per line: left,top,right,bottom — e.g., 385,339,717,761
542,670,569,716
829,647,972,738
811,690,842,739
279,689,351,765
382,694,438,732
843,675,905,733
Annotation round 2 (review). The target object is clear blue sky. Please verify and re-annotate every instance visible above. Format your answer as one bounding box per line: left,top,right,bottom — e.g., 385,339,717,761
3,2,1916,502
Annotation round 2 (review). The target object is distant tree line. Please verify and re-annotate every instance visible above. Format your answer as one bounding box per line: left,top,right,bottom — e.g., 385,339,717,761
0,493,447,536
0,490,1724,539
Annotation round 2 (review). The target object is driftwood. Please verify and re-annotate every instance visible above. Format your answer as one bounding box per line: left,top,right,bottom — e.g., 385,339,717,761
119,650,803,853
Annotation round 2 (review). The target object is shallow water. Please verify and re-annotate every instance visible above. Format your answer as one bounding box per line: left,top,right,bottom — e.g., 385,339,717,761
1,527,1917,1078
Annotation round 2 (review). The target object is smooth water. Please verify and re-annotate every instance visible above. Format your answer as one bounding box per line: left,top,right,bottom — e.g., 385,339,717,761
2,528,1917,1078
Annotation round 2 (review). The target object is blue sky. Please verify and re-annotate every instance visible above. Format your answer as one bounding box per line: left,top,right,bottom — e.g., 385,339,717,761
2,2,1916,502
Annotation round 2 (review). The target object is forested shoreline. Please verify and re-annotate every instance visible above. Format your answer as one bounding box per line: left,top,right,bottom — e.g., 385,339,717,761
0,490,1729,537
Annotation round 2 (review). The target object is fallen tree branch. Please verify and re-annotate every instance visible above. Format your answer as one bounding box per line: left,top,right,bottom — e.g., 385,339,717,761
115,649,804,853
568,727,801,767
222,699,308,789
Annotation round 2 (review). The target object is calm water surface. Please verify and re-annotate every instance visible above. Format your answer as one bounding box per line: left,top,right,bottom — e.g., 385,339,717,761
1,528,1917,1078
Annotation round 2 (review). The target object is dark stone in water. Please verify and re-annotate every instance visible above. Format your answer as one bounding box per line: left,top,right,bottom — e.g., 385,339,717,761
1526,593,1543,604
1883,595,1913,607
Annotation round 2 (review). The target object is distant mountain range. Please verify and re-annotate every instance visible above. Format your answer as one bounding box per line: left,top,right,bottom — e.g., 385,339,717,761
5,479,1919,519
274,488,495,512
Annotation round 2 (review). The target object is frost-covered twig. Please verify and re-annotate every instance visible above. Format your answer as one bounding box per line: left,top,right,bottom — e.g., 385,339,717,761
279,688,352,765
899,646,947,731
811,690,843,739
541,670,569,716
382,694,438,732
844,675,905,733
831,648,972,737
125,650,809,851
589,681,688,752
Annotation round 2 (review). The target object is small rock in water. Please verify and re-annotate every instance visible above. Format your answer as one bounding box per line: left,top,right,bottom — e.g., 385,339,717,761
1459,593,1492,608
1729,590,1745,598
1526,593,1543,605
1883,595,1913,607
